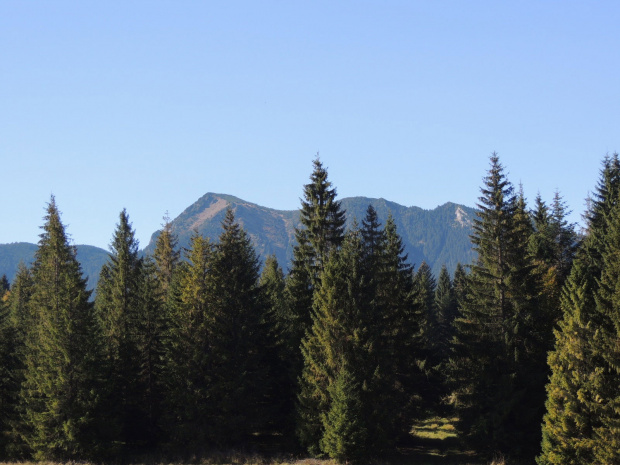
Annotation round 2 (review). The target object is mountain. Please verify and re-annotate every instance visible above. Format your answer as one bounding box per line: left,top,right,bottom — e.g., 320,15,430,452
143,193,476,276
0,194,477,287
0,242,110,290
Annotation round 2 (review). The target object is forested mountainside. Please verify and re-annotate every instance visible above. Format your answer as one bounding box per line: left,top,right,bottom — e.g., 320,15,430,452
142,194,476,276
2,154,618,465
1,196,474,288
0,242,109,289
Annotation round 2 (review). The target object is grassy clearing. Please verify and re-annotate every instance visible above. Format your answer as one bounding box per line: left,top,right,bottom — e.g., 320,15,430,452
410,416,458,441
0,418,528,465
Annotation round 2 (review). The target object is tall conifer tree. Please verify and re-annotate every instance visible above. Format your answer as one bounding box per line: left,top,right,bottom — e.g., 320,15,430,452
539,153,620,464
2,264,33,458
19,198,104,460
207,208,268,445
453,155,543,458
153,212,180,300
164,233,214,447
96,209,153,449
287,158,346,350
0,276,14,457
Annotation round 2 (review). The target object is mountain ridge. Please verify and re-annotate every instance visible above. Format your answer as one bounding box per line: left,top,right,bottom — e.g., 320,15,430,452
1,194,477,286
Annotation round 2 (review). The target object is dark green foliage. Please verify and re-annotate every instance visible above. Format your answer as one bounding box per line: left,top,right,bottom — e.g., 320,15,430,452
96,209,158,450
434,265,457,384
0,275,8,293
297,227,367,456
0,275,13,456
164,233,214,447
453,155,544,458
260,255,297,440
538,154,620,465
298,158,346,277
299,206,421,460
414,262,438,361
319,363,368,464
288,158,347,341
153,213,180,299
537,263,598,465
134,257,167,446
381,215,420,428
412,262,441,406
206,208,269,445
19,198,104,460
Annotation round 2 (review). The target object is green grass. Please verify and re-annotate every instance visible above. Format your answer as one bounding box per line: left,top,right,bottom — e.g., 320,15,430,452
0,417,527,465
410,417,459,441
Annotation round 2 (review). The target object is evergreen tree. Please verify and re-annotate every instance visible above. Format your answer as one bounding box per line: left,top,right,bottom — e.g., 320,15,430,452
134,257,167,447
2,264,33,458
453,154,543,458
299,208,415,459
0,275,9,294
319,361,367,464
0,275,13,457
153,212,180,300
287,157,346,350
19,198,104,460
537,263,598,465
207,208,268,445
413,261,441,406
298,157,346,277
434,265,457,389
288,158,347,448
164,233,214,447
95,209,153,449
538,154,620,465
414,261,438,361
260,255,297,441
550,191,579,283
298,226,368,456
381,214,420,432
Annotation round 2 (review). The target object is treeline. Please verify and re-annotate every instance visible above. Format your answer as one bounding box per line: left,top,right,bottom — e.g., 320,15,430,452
0,154,618,463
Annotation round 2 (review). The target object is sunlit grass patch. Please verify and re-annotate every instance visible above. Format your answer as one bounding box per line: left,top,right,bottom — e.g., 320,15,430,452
410,416,458,441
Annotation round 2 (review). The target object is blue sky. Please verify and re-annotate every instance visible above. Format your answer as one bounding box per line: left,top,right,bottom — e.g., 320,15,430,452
1,1,618,250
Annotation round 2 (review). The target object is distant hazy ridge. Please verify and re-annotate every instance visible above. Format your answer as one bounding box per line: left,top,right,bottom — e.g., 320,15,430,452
0,193,477,287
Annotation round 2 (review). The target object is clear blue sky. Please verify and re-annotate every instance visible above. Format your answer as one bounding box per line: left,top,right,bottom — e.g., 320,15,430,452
1,1,618,250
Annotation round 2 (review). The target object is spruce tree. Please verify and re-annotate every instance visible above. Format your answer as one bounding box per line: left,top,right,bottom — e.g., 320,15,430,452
0,275,8,294
207,208,268,445
0,277,13,457
413,261,441,407
2,264,33,458
299,208,415,459
260,255,297,440
19,198,104,460
164,232,214,447
298,226,368,457
537,262,598,465
319,361,367,464
288,158,347,448
153,212,180,299
287,157,346,350
95,209,152,449
538,154,620,465
453,154,543,458
134,257,167,446
381,214,420,432
434,265,457,399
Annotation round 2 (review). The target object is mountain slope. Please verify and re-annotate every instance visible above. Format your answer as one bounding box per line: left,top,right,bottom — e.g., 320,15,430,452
1,194,477,286
0,242,109,290
143,193,476,276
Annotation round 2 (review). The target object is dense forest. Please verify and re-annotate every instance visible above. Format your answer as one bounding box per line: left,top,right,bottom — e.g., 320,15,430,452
0,154,618,464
